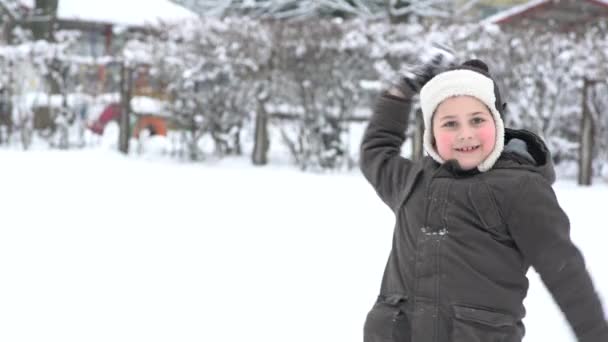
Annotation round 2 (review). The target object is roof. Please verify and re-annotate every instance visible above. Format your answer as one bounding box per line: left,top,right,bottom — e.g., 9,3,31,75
482,0,608,25
16,0,198,27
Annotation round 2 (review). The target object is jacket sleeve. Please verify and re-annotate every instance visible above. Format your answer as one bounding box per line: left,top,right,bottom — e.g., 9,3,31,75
506,174,608,342
359,92,417,212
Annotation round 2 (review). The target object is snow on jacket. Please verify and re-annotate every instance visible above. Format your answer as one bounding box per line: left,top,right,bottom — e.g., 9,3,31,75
360,93,608,342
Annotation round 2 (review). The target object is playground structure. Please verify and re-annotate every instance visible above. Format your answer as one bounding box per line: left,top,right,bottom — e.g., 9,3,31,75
88,101,169,139
87,61,172,140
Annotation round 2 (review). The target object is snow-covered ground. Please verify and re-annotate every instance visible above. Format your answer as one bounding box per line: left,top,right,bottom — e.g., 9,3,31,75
0,149,606,342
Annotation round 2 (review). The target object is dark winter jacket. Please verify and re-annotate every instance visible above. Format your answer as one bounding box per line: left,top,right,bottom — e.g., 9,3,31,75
360,93,608,342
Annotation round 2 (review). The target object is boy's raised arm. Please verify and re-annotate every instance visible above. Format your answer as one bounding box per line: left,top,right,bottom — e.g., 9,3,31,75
359,90,416,211
359,53,453,211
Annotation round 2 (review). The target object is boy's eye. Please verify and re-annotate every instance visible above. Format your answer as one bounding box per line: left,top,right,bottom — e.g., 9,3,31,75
472,117,486,125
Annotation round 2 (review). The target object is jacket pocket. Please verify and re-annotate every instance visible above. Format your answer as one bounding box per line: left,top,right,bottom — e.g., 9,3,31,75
363,294,410,342
451,304,517,342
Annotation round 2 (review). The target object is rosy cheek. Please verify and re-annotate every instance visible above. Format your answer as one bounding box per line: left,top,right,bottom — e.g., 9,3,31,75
434,131,454,159
478,125,497,149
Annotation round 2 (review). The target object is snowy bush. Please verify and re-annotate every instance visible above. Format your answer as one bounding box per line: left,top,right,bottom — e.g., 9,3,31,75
136,18,264,160
2,11,608,174
445,23,608,168
109,18,608,171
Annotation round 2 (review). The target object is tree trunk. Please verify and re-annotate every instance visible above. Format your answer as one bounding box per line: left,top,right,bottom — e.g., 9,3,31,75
386,0,411,24
252,99,269,165
119,64,132,154
32,0,58,41
579,78,594,186
0,60,14,145
234,122,242,155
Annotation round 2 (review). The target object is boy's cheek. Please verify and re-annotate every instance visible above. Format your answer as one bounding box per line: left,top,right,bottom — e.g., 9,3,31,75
434,132,454,158
479,127,497,149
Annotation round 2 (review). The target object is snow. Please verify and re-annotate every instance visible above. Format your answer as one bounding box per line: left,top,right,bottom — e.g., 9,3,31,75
131,96,167,116
11,1,196,27
0,149,606,342
54,0,199,27
15,0,34,7
16,92,94,109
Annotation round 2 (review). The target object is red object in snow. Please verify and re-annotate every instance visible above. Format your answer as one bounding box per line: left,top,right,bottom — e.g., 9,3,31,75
89,103,121,135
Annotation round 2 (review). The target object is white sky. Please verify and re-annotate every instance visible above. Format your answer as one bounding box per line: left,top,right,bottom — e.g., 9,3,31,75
0,148,606,342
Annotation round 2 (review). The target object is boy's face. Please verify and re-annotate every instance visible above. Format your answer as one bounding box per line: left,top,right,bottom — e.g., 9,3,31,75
432,96,496,170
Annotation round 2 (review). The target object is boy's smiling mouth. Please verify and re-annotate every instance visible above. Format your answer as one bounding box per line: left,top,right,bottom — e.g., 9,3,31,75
455,145,481,153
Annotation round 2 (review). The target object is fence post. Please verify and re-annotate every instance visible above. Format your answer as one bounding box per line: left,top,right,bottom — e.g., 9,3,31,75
252,97,269,165
119,63,132,154
579,78,595,186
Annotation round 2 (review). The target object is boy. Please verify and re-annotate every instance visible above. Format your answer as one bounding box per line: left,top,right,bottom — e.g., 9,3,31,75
360,58,608,342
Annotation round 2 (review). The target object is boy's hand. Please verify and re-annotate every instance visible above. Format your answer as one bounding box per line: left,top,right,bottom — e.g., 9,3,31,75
391,44,456,98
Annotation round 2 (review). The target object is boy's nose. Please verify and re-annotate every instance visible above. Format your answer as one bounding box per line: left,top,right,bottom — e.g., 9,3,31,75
458,130,473,140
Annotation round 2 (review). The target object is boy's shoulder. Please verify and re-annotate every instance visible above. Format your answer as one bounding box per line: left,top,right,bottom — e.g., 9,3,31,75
482,167,550,198
479,169,555,219
487,165,534,177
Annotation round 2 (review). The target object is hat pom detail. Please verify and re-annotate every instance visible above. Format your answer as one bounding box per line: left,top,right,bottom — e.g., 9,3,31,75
462,59,489,72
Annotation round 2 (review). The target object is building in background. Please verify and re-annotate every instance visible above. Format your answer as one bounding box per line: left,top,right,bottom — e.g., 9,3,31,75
460,0,531,19
0,0,197,137
170,0,530,21
483,0,608,31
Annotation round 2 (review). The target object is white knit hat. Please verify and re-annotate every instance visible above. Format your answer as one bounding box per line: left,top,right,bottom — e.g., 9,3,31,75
419,60,505,172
